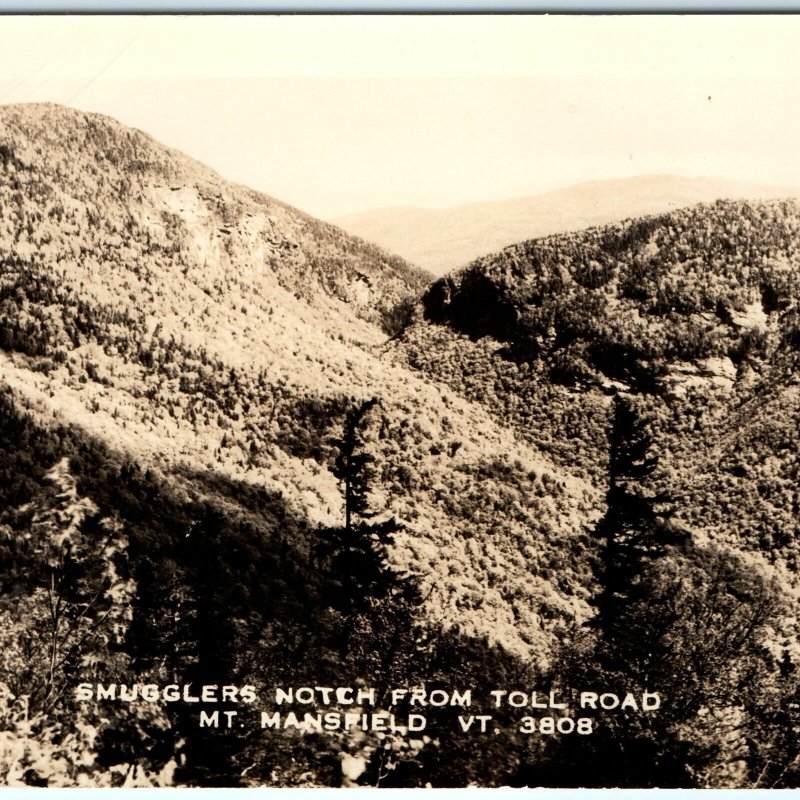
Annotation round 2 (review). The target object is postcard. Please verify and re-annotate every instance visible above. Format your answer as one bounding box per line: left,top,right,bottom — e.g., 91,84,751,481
0,13,798,788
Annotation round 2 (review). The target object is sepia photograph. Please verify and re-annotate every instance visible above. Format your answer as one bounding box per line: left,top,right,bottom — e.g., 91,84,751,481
0,13,799,788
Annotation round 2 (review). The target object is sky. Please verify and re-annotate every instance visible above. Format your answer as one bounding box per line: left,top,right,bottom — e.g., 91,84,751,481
0,15,799,219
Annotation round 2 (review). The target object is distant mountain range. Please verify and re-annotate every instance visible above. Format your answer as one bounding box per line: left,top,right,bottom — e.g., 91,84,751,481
333,175,800,274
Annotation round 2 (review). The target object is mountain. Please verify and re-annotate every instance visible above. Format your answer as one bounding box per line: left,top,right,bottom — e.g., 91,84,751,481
0,104,602,786
0,104,798,789
0,102,592,651
333,175,800,274
388,197,800,788
400,198,800,566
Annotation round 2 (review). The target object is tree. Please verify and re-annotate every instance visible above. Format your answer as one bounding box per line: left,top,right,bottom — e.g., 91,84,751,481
522,396,796,788
0,455,179,787
312,398,430,786
320,397,418,621
0,456,132,714
591,395,686,654
332,397,378,534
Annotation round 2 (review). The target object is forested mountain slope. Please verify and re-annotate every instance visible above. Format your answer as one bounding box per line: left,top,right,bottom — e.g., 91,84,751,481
397,197,800,581
385,199,800,788
0,103,596,653
0,105,607,786
0,103,431,333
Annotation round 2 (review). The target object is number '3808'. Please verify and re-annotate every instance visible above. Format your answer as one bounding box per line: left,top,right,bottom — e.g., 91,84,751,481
519,716,593,734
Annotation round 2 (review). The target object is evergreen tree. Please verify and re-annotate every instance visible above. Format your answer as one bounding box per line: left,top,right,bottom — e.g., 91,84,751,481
332,397,378,534
524,396,792,788
320,398,418,615
312,398,431,785
318,398,423,681
591,395,685,657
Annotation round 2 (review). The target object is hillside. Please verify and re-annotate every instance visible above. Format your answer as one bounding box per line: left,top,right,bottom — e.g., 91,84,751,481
0,105,603,786
334,175,800,275
0,104,432,334
400,199,800,567
0,102,596,648
0,104,798,789
389,198,800,788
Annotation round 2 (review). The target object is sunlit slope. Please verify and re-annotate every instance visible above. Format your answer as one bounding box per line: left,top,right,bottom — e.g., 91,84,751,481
0,103,600,657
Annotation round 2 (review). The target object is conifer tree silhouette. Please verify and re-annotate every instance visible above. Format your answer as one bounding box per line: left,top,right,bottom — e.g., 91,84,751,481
591,396,684,662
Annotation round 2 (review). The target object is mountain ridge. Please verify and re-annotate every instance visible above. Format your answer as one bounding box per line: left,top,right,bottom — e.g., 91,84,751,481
0,102,432,333
0,102,598,657
396,196,800,573
334,174,800,274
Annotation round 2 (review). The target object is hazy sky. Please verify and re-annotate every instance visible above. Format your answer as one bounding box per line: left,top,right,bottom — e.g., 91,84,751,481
1,15,799,218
